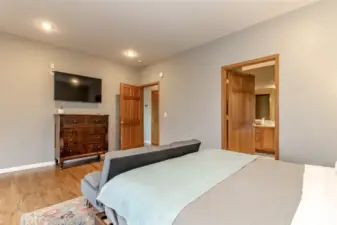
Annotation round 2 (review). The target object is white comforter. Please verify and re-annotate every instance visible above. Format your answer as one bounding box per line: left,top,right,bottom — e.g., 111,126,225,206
291,165,337,225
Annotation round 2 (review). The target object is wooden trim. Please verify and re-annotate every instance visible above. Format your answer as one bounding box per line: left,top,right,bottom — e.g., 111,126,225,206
221,69,227,149
222,54,278,71
274,55,280,160
139,81,160,88
221,54,280,160
119,83,123,149
151,90,160,145
0,161,55,175
140,88,145,147
158,84,160,145
139,82,160,145
255,89,273,95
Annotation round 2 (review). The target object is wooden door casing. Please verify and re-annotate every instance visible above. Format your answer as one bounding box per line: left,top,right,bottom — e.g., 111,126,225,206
221,54,279,160
151,90,159,145
120,84,143,150
227,71,255,154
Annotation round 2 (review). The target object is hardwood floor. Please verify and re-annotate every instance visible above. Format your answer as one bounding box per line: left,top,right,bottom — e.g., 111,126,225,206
0,161,103,225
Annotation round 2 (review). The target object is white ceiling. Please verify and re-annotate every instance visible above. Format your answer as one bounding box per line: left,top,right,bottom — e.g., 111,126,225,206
0,0,317,67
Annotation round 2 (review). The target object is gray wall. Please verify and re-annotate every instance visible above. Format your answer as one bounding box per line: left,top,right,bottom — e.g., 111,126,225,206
0,33,140,169
141,0,337,166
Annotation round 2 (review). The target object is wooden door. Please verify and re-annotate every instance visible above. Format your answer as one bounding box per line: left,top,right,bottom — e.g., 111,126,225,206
227,71,255,154
151,90,159,145
120,84,143,150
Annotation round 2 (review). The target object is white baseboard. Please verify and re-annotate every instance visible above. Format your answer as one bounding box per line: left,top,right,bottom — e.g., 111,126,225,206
144,140,151,144
0,161,55,175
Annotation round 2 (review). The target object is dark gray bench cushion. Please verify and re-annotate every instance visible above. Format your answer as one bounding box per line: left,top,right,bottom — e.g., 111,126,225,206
98,139,201,191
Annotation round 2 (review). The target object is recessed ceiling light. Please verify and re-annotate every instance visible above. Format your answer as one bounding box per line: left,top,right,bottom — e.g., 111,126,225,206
137,60,143,63
41,21,55,33
123,50,138,58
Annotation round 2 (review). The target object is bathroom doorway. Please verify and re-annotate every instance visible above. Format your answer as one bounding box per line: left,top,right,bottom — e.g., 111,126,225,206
221,55,279,160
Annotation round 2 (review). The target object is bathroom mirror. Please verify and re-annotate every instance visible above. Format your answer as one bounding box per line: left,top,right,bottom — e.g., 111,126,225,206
255,94,270,119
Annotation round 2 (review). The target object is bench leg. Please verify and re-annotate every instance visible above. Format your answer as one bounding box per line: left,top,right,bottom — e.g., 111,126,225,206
84,199,93,208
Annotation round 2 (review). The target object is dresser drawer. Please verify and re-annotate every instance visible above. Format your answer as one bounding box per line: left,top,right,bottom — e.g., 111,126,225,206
87,116,108,126
86,134,105,143
85,143,104,153
61,116,86,127
85,127,106,135
62,128,78,137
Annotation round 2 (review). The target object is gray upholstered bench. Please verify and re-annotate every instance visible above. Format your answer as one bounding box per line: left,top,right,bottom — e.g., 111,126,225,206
81,171,102,209
81,140,201,211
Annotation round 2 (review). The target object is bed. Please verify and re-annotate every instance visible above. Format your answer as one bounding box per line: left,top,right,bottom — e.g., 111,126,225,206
96,144,337,225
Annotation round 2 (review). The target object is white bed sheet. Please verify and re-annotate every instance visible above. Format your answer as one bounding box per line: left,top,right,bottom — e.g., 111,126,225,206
291,165,337,225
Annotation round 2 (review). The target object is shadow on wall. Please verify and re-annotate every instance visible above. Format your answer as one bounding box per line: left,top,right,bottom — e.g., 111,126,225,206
55,101,100,111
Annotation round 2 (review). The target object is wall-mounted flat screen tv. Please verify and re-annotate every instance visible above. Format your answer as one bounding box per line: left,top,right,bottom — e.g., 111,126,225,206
54,71,102,103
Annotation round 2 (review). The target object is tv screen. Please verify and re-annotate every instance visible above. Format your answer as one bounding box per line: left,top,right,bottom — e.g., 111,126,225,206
54,71,102,103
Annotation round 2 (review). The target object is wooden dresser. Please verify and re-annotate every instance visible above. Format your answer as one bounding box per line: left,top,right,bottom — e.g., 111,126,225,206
54,114,109,168
255,126,275,154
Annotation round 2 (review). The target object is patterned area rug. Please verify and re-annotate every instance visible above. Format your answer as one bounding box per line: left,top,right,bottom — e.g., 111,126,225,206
20,196,98,225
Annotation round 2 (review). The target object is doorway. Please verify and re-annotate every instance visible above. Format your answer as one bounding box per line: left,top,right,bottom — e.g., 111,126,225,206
119,82,160,150
221,55,279,160
143,85,159,146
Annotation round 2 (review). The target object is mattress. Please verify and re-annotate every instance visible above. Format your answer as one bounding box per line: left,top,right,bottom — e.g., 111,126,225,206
105,158,304,225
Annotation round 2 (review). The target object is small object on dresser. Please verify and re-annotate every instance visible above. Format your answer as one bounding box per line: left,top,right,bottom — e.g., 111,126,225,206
57,108,64,114
56,103,65,114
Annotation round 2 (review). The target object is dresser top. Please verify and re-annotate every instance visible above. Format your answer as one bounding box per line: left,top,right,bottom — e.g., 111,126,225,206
54,114,109,116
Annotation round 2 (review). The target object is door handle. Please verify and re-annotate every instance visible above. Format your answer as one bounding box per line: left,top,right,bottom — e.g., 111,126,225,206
120,121,124,124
